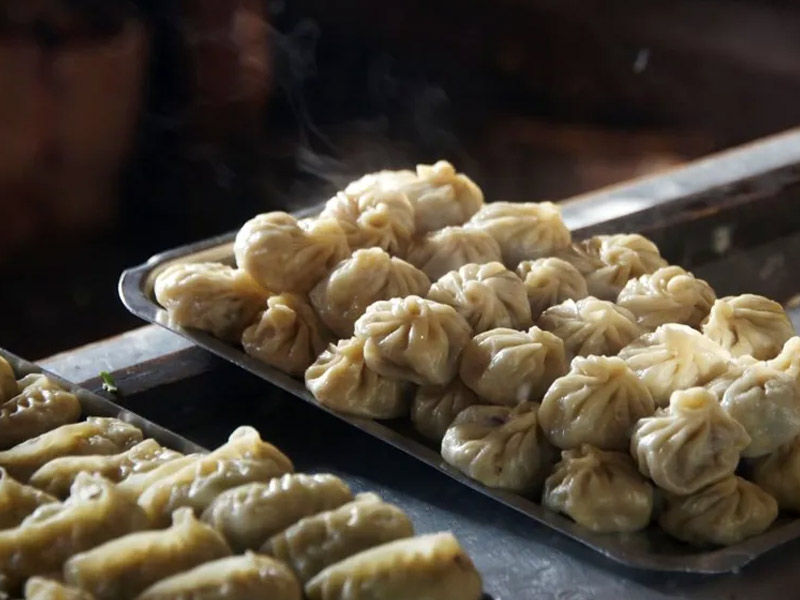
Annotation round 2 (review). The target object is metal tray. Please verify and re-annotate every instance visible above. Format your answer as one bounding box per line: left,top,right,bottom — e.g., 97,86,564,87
119,128,800,574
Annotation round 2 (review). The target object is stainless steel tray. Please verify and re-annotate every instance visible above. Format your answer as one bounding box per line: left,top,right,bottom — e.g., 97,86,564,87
119,128,800,574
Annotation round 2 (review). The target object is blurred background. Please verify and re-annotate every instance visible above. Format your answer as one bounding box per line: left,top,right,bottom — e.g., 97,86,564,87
2,0,800,357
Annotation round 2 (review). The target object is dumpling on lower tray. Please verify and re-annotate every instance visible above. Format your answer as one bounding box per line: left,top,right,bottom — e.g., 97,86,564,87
0,466,56,529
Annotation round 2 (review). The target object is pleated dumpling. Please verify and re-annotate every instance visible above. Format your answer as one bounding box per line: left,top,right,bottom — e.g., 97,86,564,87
427,262,532,333
751,436,800,512
441,402,553,493
659,475,777,546
411,379,480,443
618,323,731,406
0,356,16,403
537,297,643,359
460,326,567,406
542,445,653,533
768,336,800,384
309,248,431,338
466,201,571,267
234,212,350,293
406,226,502,281
703,354,759,401
320,189,415,255
539,356,655,450
305,337,410,419
354,296,471,385
616,265,716,329
702,294,795,360
0,467,56,529
515,257,588,319
242,293,331,377
630,388,750,495
24,577,94,600
154,263,269,342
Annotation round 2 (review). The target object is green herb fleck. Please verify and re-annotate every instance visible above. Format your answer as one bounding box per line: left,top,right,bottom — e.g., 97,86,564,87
100,371,119,394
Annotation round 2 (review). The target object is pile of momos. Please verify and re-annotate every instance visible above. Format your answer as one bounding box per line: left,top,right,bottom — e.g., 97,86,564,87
153,159,800,549
0,355,482,599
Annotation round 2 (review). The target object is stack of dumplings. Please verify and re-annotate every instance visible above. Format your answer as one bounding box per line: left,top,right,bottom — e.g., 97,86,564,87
152,159,800,549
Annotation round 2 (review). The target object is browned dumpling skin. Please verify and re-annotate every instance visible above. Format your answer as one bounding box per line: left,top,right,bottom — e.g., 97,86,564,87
153,262,269,342
406,226,502,281
630,388,750,495
63,508,231,600
428,262,532,333
0,375,81,450
542,445,653,533
459,326,567,406
751,436,800,512
0,474,149,590
0,466,57,529
24,577,95,600
310,248,431,338
305,337,411,419
233,212,350,294
0,356,16,403
241,293,332,377
659,475,778,546
354,296,472,386
411,379,480,442
516,257,589,319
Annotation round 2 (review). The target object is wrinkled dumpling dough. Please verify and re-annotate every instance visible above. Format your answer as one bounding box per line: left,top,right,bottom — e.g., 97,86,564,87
320,189,415,254
768,336,800,383
702,294,795,360
539,356,655,450
354,296,471,385
427,262,532,333
411,379,480,442
441,402,553,493
618,323,731,406
616,265,716,329
310,248,431,338
234,212,350,293
720,363,800,457
459,326,567,406
241,293,331,377
0,474,148,589
154,262,268,342
24,577,94,600
537,297,643,359
0,356,17,403
202,473,354,552
0,466,56,529
466,201,571,267
305,337,410,419
266,493,414,582
0,417,143,481
305,531,482,600
516,257,589,319
118,454,204,501
751,436,800,512
659,475,777,546
30,439,183,498
63,508,231,600
136,552,302,600
631,387,750,495
703,354,759,400
406,226,502,281
0,375,81,449
542,445,653,533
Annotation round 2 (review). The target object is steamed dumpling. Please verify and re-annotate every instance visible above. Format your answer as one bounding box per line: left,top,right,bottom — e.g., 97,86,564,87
427,262,532,333
539,356,655,450
411,379,480,442
703,354,759,400
630,387,750,495
242,293,331,377
720,363,800,457
537,297,643,359
310,248,431,338
0,356,16,403
768,336,800,384
616,265,716,329
0,467,57,529
466,201,571,267
354,296,471,385
234,212,350,293
305,337,410,419
618,323,731,406
515,257,589,319
154,263,268,342
24,577,94,600
459,326,567,406
659,475,777,546
751,436,800,512
320,189,415,254
406,226,502,281
441,402,553,493
702,294,795,360
542,445,653,533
